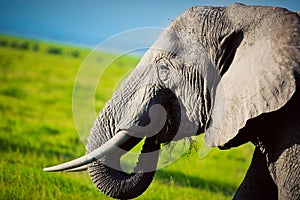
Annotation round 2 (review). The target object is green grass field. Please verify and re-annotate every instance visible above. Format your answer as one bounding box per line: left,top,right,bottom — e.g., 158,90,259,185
0,34,254,199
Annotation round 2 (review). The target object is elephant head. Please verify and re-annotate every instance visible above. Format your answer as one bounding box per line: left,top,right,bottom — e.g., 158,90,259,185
44,3,300,199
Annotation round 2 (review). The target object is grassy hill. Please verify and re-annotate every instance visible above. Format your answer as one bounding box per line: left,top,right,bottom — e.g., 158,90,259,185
0,34,254,199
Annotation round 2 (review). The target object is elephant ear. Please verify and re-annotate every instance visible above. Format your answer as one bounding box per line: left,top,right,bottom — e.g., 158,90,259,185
205,6,300,147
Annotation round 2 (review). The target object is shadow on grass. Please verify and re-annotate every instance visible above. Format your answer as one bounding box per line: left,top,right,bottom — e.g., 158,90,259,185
156,169,237,196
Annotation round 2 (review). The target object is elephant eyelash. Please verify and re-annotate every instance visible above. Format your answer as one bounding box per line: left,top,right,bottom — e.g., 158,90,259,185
168,52,177,59
154,56,164,63
155,51,178,63
156,58,178,71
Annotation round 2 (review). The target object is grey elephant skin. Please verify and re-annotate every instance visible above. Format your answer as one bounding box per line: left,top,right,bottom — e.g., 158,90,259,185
44,3,300,200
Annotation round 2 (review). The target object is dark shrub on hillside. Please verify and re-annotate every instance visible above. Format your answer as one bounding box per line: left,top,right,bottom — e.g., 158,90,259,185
11,41,18,48
70,50,80,58
0,40,9,47
47,47,63,55
11,41,30,50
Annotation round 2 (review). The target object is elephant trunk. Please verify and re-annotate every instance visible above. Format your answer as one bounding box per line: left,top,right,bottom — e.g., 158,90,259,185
88,136,160,199
84,94,161,199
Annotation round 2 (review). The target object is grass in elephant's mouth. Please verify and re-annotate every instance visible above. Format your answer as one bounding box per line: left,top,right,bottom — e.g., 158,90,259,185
0,34,254,200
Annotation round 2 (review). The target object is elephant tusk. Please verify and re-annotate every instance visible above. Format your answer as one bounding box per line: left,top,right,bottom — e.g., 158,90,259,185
43,131,131,172
64,164,91,172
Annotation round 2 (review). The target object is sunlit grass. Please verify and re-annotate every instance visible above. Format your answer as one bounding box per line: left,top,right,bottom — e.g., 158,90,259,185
0,34,254,199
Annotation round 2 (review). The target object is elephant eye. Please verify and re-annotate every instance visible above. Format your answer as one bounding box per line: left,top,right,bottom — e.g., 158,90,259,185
157,62,170,82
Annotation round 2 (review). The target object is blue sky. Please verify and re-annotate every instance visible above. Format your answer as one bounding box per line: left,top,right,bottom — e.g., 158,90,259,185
0,0,299,51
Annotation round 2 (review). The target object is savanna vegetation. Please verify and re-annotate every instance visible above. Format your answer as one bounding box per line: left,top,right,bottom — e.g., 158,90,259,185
0,34,254,199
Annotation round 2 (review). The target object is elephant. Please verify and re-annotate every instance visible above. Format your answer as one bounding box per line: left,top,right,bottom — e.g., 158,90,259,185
44,3,300,199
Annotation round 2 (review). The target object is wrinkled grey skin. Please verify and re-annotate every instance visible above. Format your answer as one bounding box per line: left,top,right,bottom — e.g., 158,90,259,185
62,4,300,199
